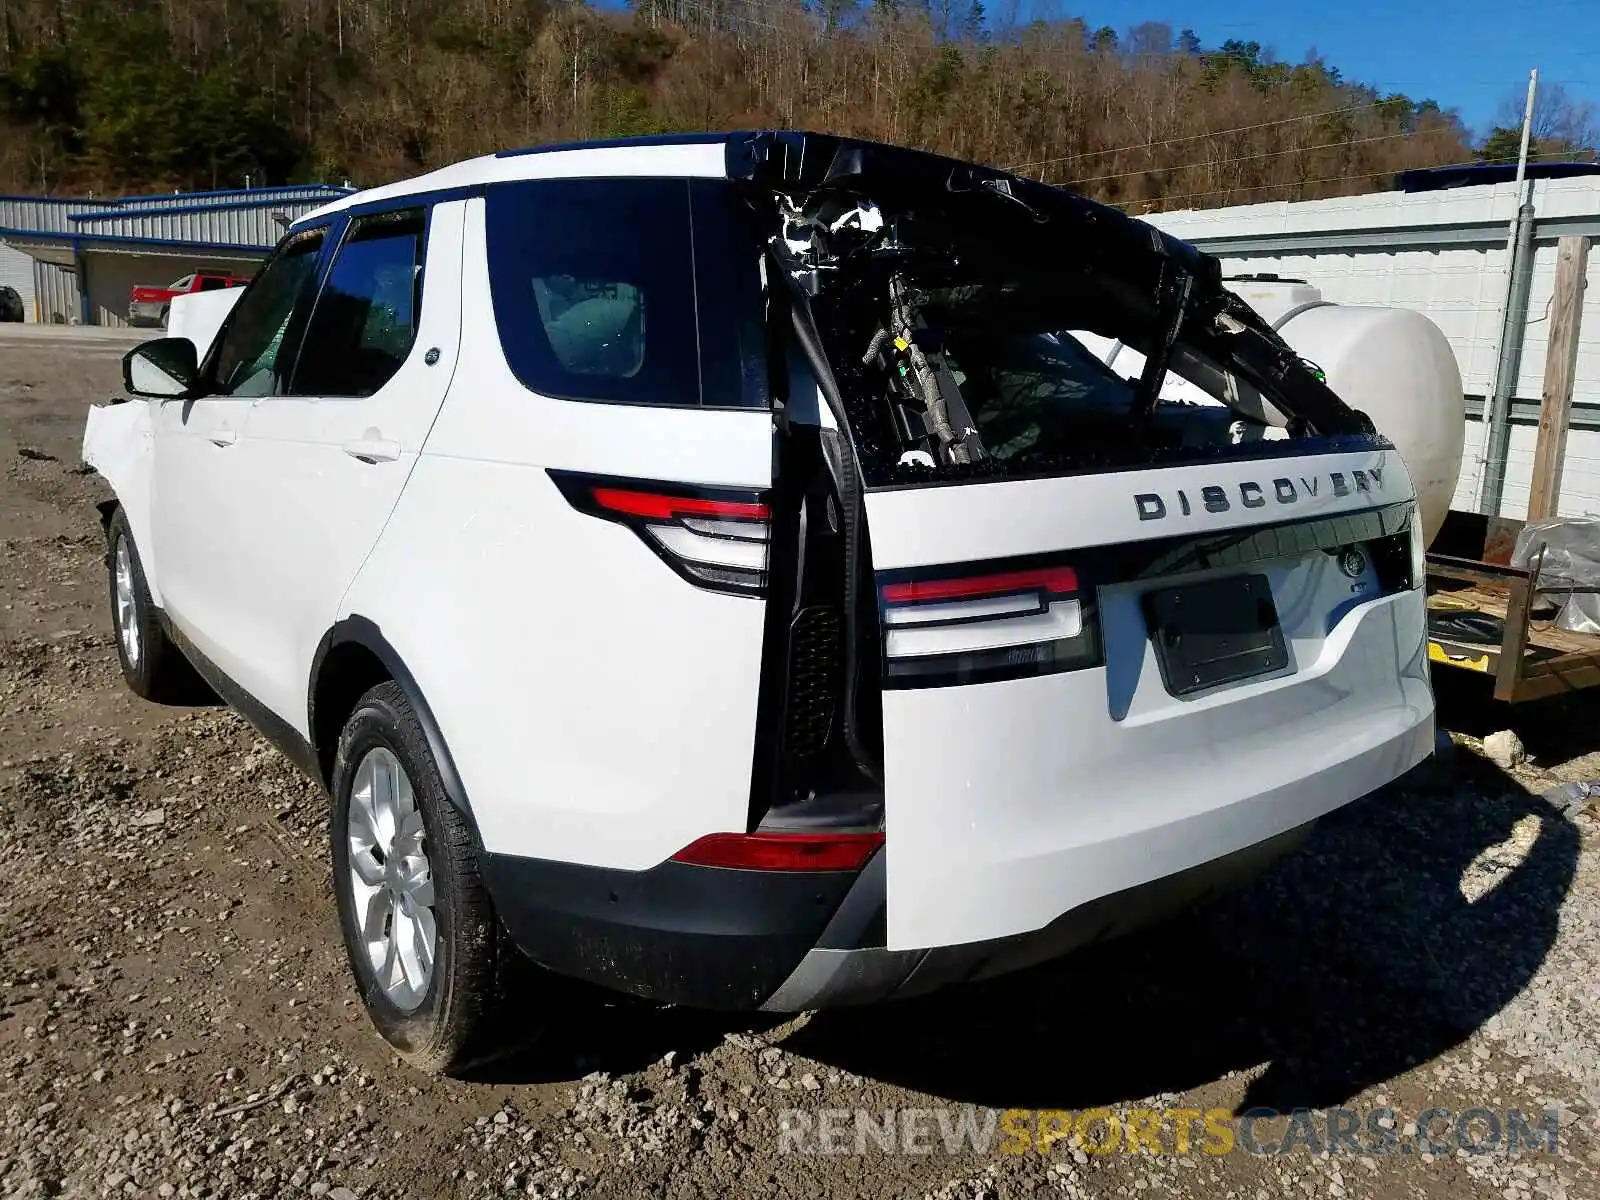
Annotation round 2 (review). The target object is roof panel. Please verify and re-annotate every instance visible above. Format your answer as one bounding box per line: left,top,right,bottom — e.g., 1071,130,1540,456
294,140,731,226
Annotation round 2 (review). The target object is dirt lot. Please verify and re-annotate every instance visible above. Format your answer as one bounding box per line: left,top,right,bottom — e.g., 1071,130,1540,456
2,323,1600,1200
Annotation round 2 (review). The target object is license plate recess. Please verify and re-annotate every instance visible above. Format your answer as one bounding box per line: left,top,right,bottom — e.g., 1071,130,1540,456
1142,573,1287,697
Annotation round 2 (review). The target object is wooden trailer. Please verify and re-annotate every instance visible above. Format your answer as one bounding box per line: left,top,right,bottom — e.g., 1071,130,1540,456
1426,511,1600,701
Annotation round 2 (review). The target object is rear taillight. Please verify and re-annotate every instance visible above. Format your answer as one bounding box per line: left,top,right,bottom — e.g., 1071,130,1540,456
1408,507,1427,590
878,559,1100,688
670,831,883,871
1368,501,1424,594
549,471,770,597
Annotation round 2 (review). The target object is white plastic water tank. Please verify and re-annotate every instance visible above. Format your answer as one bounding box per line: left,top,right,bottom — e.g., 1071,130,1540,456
1265,290,1465,547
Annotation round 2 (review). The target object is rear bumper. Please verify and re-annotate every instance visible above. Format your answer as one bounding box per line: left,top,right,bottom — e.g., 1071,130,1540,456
484,703,1428,1012
481,850,865,1010
762,820,1311,1011
483,814,1320,1012
128,300,167,326
763,646,1434,1009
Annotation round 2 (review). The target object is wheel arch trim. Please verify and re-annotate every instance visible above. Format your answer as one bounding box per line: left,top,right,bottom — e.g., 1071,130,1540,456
309,615,477,830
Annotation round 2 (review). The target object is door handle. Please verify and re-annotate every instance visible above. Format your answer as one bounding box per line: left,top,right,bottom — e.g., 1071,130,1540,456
341,437,402,463
207,430,238,447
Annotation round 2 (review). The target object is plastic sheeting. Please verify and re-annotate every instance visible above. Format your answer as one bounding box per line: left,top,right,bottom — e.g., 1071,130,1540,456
1511,517,1600,635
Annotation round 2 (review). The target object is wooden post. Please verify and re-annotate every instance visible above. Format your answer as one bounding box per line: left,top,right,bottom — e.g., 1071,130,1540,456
1527,235,1590,522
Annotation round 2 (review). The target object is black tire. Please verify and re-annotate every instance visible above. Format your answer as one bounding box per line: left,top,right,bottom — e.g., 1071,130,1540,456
330,681,512,1075
106,506,201,702
158,304,169,329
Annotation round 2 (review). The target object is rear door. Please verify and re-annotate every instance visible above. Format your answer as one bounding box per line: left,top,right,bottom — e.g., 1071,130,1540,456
343,170,778,870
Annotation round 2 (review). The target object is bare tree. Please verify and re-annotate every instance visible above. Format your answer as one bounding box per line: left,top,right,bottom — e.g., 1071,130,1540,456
1492,81,1599,156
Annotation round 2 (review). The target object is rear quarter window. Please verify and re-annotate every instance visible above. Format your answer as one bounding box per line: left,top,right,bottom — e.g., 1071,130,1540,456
484,176,766,409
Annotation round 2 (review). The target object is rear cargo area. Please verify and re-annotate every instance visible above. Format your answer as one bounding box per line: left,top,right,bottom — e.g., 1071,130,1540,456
742,133,1437,951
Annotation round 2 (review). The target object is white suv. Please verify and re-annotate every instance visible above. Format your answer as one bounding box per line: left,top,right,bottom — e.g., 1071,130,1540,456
85,132,1434,1074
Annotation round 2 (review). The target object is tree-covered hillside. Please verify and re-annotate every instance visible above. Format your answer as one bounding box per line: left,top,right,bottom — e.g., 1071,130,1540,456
0,0,1547,207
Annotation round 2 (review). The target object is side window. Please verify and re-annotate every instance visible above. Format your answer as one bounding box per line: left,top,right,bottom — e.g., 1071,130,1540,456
207,229,325,398
288,208,426,398
485,177,765,408
198,276,228,292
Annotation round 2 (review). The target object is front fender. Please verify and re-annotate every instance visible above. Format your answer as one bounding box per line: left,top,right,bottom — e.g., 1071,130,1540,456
83,400,161,606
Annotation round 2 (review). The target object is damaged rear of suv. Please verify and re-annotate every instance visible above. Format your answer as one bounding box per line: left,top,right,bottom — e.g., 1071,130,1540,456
720,132,1432,1003
95,131,1433,1073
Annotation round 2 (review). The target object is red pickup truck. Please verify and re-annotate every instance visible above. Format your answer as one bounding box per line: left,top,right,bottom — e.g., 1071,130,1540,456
128,271,251,328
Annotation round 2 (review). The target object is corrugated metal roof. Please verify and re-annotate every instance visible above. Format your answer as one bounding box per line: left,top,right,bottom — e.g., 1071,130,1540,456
66,195,343,247
0,228,281,260
97,184,348,212
0,185,352,248
0,197,102,234
1398,162,1600,193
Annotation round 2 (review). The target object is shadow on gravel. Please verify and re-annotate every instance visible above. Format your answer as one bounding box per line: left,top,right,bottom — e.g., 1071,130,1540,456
461,967,789,1086
784,740,1582,1115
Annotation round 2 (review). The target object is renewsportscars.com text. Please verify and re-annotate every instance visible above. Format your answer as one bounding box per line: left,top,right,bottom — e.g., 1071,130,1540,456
776,1106,1562,1157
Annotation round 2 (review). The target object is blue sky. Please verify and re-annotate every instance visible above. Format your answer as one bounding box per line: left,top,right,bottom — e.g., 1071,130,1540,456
1064,0,1599,135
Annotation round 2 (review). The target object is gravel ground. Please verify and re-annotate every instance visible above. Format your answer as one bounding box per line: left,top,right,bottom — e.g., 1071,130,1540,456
2,324,1599,1200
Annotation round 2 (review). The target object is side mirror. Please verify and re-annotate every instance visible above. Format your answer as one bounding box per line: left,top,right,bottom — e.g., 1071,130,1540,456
123,337,202,399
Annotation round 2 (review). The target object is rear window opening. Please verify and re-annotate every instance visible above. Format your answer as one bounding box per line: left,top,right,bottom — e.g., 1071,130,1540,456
769,190,1376,488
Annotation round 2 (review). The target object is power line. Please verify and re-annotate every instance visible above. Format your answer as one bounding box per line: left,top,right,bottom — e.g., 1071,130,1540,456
1004,100,1416,172
1063,130,1417,186
1008,73,1600,178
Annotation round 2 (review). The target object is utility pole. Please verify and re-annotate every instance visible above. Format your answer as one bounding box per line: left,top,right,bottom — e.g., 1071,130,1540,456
1477,68,1539,514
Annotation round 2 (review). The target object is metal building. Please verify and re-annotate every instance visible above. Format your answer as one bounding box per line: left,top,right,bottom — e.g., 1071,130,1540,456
1148,169,1600,521
0,185,350,327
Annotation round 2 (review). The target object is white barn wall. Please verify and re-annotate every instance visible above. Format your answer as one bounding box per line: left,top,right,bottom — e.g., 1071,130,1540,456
1454,420,1489,512
1498,425,1600,519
